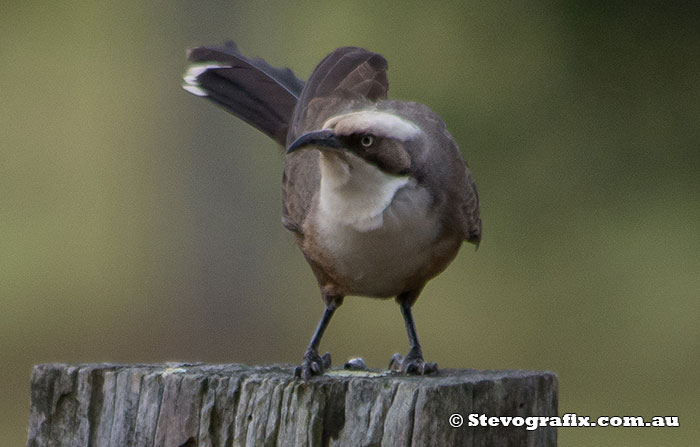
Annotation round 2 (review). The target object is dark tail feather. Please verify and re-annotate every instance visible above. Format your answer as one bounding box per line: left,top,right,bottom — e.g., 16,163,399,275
183,41,304,146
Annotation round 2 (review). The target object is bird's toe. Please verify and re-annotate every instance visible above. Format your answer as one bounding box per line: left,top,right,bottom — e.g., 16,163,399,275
388,352,438,375
295,350,332,380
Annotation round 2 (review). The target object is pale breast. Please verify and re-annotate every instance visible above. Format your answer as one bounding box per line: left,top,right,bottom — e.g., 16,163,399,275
310,182,444,297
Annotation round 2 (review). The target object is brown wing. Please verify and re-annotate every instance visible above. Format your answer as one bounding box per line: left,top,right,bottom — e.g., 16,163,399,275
461,168,482,246
375,100,482,246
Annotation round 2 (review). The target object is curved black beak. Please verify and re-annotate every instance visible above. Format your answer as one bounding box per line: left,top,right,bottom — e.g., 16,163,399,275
286,129,343,154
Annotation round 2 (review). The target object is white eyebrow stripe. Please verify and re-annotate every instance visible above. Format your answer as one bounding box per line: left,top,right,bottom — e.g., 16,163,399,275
322,111,422,141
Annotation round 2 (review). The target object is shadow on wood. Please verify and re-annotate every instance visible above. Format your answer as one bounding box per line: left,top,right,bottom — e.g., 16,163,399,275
27,363,557,447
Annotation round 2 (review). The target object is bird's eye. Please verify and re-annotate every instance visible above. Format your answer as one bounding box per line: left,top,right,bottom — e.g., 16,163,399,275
360,135,374,147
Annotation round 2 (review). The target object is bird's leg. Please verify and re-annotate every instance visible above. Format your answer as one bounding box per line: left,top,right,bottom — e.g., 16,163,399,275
295,294,343,380
389,290,438,375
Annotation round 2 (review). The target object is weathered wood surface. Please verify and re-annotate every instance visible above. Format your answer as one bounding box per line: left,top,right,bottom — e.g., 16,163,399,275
27,363,557,447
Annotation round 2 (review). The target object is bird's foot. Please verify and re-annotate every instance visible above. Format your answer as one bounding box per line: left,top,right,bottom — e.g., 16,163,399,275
389,351,438,375
294,350,331,380
344,357,368,371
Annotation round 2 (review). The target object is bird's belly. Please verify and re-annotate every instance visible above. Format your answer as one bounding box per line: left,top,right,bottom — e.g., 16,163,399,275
310,187,449,297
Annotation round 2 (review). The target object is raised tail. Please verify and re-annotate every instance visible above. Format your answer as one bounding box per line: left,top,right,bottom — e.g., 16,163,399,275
183,42,305,146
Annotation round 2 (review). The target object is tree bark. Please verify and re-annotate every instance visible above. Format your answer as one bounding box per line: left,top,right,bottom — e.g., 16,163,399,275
27,363,557,447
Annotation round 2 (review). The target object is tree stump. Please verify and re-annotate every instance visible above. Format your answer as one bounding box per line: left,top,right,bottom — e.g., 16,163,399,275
27,363,557,446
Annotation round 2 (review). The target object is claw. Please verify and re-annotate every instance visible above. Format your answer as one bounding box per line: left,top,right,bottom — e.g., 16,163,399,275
297,350,332,380
389,353,404,371
388,352,438,375
321,352,332,369
422,362,438,375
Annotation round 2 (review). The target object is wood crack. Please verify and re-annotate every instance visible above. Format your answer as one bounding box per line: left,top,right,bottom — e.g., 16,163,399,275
27,363,557,447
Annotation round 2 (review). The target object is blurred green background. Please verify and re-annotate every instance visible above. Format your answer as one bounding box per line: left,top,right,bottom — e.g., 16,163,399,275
2,1,699,445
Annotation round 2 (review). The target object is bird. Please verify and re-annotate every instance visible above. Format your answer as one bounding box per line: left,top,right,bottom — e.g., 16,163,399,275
182,42,481,379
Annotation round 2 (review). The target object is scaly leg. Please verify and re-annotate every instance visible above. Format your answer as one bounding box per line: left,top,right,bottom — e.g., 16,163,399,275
295,295,342,379
389,290,438,375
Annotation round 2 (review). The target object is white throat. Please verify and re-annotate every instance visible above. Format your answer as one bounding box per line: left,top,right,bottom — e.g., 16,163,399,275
318,152,410,232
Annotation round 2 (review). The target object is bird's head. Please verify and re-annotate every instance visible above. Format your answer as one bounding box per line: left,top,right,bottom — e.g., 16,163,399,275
286,110,423,177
